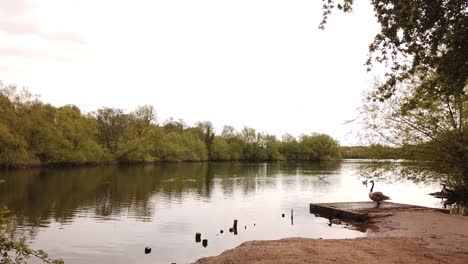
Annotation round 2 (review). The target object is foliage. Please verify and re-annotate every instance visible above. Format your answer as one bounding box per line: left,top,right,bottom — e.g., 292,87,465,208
280,134,300,160
1,185,63,264
154,131,208,162
210,137,231,161
321,0,467,101
358,80,467,187
341,144,402,159
0,237,64,264
321,1,467,190
298,133,341,161
0,82,343,166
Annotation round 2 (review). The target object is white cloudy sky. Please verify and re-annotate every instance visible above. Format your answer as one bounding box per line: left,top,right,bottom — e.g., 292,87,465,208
0,0,381,145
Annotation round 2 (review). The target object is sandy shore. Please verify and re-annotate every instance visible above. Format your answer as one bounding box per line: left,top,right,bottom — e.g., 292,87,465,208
195,209,468,264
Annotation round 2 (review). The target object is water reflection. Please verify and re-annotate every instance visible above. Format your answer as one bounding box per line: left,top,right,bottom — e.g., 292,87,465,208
0,163,343,222
0,161,459,264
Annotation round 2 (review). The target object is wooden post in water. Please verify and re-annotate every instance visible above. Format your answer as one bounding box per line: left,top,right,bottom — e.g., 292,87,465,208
233,219,238,235
291,209,294,226
145,247,151,254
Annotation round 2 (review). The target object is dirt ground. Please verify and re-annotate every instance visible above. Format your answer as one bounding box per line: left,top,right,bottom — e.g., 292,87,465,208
194,209,468,264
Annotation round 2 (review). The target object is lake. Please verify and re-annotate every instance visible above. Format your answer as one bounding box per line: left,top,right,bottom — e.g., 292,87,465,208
0,161,444,264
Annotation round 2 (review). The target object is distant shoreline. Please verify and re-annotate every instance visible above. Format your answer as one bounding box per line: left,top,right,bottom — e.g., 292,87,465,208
0,158,416,171
0,159,348,170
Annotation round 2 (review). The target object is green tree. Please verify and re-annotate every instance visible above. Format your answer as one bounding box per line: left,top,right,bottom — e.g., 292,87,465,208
0,123,34,167
209,137,230,161
299,133,341,161
115,106,157,162
360,80,467,188
162,118,186,133
261,134,283,161
56,105,105,163
340,145,401,159
321,0,467,100
1,81,344,165
221,125,237,141
1,84,72,165
193,121,215,156
322,1,467,191
154,131,208,162
26,103,73,163
240,127,261,161
220,126,244,160
280,134,300,160
94,107,131,157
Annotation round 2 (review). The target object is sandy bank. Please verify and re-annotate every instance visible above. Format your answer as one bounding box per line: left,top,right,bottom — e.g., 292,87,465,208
195,209,468,264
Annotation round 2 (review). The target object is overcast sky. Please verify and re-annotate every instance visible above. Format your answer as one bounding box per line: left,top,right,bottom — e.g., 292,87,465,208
0,0,381,145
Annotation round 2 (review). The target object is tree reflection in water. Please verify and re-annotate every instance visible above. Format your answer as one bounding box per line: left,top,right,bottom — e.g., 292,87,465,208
0,162,343,228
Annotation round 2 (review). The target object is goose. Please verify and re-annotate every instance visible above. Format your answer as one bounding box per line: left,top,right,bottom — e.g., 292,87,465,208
369,180,390,207
443,198,456,209
428,184,455,199
441,184,455,195
362,179,368,186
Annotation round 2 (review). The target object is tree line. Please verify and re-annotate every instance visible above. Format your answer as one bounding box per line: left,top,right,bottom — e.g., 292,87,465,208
0,83,344,167
340,145,403,159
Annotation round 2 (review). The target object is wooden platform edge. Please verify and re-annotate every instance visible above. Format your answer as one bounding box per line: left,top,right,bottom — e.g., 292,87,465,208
309,203,369,222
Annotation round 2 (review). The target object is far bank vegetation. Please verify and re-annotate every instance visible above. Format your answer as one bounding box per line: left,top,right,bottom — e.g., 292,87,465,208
0,83,345,167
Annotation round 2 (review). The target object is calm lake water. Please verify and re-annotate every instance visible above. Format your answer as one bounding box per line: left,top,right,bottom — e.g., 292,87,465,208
0,161,444,264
